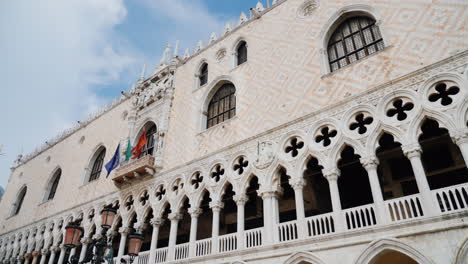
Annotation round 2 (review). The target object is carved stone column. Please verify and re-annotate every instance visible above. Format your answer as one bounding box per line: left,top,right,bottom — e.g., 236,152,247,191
291,179,307,238
210,201,224,253
148,218,163,263
167,213,182,261
117,227,131,264
259,190,280,244
323,169,344,232
38,249,48,264
47,247,57,264
78,238,91,262
30,251,40,264
403,144,436,216
56,246,66,264
361,157,387,224
188,208,202,257
234,194,248,250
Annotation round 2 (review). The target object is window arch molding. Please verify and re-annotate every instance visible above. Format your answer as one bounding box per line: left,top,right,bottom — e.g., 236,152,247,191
231,37,248,68
199,75,239,131
132,120,158,157
10,185,27,217
318,4,390,74
42,166,62,202
83,144,107,184
194,59,209,89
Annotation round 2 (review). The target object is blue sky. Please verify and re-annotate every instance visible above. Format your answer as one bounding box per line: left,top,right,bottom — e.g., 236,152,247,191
0,0,263,189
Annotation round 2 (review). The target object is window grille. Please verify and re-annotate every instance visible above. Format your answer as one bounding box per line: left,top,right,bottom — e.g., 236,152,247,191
89,149,106,182
328,16,384,72
207,83,236,128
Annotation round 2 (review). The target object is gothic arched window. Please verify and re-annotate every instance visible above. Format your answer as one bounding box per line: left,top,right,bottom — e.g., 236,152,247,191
236,41,248,66
12,187,27,216
207,83,236,128
327,16,384,72
140,124,157,157
199,63,208,86
47,169,61,201
89,148,106,182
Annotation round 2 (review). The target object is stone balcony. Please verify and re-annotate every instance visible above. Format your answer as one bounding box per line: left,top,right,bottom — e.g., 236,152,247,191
112,155,156,184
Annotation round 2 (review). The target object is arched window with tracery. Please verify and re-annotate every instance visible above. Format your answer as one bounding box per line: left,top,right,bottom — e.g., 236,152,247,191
12,186,27,216
47,169,61,201
140,124,157,157
89,148,106,182
328,16,384,72
236,41,248,66
207,82,236,128
199,63,208,86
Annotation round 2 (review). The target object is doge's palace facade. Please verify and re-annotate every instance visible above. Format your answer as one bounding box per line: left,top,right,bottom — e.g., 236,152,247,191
1,1,468,264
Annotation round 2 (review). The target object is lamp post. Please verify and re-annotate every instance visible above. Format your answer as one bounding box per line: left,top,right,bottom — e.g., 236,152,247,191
63,207,143,264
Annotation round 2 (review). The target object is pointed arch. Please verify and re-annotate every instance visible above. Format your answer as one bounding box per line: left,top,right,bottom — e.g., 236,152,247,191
133,121,158,158
409,111,457,143
354,238,435,264
84,144,107,183
455,237,468,264
283,251,327,264
11,185,27,217
330,139,366,166
44,167,62,202
365,123,407,155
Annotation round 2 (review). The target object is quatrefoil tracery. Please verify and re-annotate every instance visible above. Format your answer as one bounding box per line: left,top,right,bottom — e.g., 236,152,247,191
428,82,460,106
172,179,184,194
125,196,134,211
285,138,304,157
350,113,374,134
191,172,204,189
139,190,150,206
233,157,249,175
315,127,337,147
211,165,225,182
386,99,414,121
155,186,166,201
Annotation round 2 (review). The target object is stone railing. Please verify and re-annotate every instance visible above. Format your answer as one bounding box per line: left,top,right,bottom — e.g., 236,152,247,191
117,183,468,264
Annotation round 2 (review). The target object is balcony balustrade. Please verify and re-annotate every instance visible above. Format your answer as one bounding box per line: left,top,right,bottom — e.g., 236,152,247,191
112,155,156,184
114,183,468,264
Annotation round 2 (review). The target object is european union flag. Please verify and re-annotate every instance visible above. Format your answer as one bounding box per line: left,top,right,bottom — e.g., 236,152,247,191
105,144,120,177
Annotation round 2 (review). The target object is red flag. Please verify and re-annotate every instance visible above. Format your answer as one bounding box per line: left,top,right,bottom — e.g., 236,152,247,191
131,130,147,159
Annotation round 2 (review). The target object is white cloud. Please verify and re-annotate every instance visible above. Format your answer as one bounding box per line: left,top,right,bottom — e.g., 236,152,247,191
0,0,138,186
141,0,229,51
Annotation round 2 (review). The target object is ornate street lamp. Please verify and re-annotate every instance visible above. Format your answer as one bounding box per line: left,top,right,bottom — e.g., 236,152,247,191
126,233,144,264
63,206,143,264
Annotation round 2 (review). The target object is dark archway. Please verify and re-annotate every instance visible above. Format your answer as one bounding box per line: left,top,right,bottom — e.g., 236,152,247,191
220,183,237,235
338,146,373,209
197,191,213,240
376,133,418,200
419,119,468,189
303,157,332,217
245,176,263,230
277,168,297,223
176,198,191,244
371,250,418,264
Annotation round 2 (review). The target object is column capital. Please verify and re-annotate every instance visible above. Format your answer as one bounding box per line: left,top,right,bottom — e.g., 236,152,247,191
402,143,422,158
209,201,224,211
290,179,306,190
59,245,67,251
24,253,32,259
80,237,92,245
41,249,49,255
360,156,379,170
188,208,203,218
50,246,59,253
168,213,183,221
233,194,249,206
323,168,340,181
258,190,280,199
31,251,40,257
452,132,468,145
150,218,164,227
118,227,131,235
